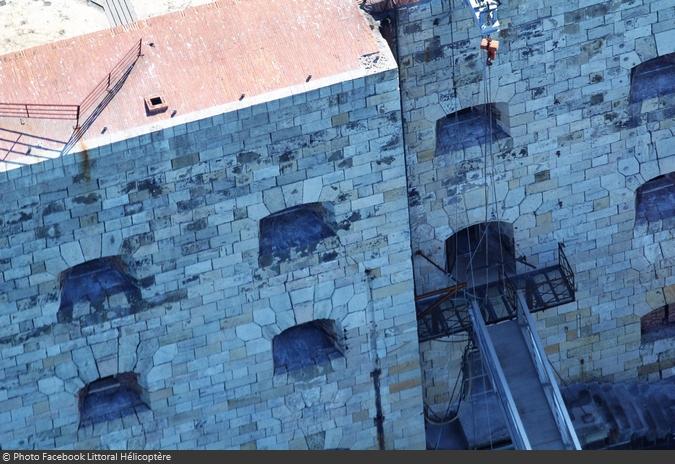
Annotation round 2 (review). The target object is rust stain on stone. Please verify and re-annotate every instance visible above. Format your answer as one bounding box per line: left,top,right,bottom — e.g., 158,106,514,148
78,141,91,182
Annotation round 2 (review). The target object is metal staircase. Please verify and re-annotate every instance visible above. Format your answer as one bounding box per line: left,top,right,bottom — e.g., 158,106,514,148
416,243,582,450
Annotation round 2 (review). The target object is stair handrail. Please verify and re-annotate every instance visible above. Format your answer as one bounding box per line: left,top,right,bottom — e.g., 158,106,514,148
467,301,532,450
515,292,582,450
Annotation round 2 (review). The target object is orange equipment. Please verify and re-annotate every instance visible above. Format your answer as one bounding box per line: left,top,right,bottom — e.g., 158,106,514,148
480,37,499,65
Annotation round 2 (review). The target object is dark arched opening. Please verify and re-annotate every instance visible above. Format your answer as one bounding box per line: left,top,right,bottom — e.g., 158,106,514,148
630,53,675,103
259,203,337,267
635,172,675,226
445,221,515,287
58,256,141,325
78,373,148,426
436,103,509,155
641,303,675,344
272,319,344,374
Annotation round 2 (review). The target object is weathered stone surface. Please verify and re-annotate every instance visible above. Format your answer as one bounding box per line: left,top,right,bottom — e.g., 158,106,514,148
398,0,675,423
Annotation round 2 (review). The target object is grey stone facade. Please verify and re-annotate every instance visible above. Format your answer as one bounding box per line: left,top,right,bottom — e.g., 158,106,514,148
1,0,674,450
394,0,674,412
0,63,426,449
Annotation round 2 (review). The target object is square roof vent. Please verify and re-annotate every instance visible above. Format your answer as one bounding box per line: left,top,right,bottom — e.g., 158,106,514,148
144,95,168,115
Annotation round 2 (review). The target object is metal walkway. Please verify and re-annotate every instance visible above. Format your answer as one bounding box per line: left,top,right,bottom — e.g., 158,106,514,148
489,320,567,449
467,293,582,449
416,244,582,450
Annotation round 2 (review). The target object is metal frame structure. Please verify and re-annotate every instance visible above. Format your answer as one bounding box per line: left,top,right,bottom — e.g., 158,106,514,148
0,39,142,130
463,0,501,36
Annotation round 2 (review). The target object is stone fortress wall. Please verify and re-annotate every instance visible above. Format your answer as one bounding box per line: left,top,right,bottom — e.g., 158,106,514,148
0,0,674,450
393,0,674,412
0,63,426,449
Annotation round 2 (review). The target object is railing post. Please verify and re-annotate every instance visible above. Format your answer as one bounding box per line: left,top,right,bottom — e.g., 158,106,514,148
25,104,29,118
75,105,80,128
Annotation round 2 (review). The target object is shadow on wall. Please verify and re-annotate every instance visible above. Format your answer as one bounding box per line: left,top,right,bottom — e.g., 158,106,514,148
641,303,675,344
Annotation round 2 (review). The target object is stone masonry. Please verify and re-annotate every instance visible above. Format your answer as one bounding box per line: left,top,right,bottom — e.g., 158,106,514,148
0,0,674,450
0,58,426,448
392,0,674,413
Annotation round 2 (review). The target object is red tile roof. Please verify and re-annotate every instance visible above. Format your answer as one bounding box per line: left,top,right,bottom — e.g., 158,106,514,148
0,0,389,171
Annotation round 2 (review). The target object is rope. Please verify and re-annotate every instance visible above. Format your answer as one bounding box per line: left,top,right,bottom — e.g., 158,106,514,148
426,0,513,448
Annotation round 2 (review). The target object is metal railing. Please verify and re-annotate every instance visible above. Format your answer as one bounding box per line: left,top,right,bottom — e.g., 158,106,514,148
0,39,142,129
0,103,80,121
515,292,582,450
78,38,142,121
558,242,575,292
467,301,532,450
60,39,142,156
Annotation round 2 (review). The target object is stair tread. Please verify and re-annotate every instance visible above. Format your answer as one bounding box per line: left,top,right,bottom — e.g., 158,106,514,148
484,320,568,449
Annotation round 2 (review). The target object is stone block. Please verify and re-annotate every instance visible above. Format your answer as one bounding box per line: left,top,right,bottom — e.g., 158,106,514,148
253,308,276,326
59,242,84,268
38,377,64,395
236,323,262,342
290,286,314,306
153,344,178,365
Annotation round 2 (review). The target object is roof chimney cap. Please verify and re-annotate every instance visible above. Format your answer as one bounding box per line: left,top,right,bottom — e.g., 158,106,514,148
144,95,168,115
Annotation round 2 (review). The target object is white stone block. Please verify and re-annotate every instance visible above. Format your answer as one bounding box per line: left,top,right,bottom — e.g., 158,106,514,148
38,377,64,395
290,286,314,305
60,242,84,268
102,230,122,257
341,311,365,330
332,285,354,307
236,323,262,341
146,363,172,385
153,343,178,365
270,293,292,311
302,177,323,204
79,235,101,262
348,292,368,312
246,338,271,356
253,307,276,326
655,29,675,55
247,202,270,220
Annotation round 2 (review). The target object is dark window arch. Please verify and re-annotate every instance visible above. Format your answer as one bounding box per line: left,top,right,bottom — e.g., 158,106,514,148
630,53,675,103
635,173,675,225
259,203,337,267
272,319,344,374
436,103,509,154
58,256,141,324
641,303,675,344
445,221,515,286
78,373,148,426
